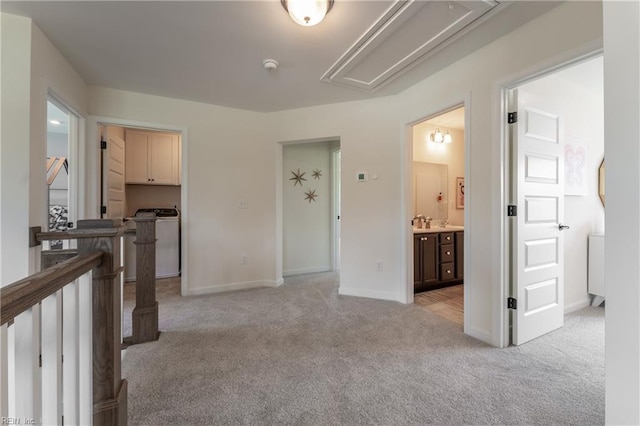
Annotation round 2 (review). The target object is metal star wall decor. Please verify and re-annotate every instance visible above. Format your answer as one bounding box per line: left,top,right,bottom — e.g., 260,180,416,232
304,189,318,203
312,169,322,180
289,169,307,187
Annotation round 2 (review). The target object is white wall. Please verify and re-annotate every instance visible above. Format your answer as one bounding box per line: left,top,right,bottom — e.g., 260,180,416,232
603,1,640,423
1,13,88,285
519,58,604,314
283,141,333,276
88,87,276,295
0,14,32,285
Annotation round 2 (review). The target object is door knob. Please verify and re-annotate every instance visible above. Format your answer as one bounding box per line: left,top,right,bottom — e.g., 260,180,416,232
559,224,570,231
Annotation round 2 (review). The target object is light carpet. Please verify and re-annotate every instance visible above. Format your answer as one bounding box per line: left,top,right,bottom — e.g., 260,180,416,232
122,272,604,425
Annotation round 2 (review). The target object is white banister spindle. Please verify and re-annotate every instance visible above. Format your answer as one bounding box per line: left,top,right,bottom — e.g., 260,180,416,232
77,271,93,425
62,280,79,425
41,292,63,425
1,324,8,417
13,306,42,424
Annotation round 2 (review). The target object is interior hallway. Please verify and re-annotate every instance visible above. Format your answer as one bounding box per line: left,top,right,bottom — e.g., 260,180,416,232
122,272,603,425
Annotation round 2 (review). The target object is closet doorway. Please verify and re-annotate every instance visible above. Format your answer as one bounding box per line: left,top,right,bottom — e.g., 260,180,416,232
282,139,341,277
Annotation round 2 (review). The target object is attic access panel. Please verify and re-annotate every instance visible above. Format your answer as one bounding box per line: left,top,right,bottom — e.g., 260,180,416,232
321,0,499,92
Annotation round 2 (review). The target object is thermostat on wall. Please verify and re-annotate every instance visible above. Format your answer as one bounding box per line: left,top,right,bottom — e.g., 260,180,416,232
356,172,368,182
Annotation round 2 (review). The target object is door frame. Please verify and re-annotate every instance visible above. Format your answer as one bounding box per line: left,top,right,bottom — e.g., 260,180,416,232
86,116,189,296
403,96,470,323
499,49,604,346
276,136,341,280
46,92,81,241
331,148,341,272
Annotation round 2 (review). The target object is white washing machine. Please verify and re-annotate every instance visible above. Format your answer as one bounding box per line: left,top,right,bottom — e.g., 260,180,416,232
124,208,180,281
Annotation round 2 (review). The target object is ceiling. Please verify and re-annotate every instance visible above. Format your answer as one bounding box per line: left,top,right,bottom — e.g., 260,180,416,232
2,1,562,113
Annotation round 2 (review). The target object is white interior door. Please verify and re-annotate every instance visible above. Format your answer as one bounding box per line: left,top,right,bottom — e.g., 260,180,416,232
511,87,566,345
102,127,126,219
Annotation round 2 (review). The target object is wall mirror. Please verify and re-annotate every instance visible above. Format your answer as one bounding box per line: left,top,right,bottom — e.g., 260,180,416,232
598,158,605,207
414,161,448,221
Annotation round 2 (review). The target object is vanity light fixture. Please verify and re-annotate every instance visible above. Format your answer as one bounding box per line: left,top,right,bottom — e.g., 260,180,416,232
430,128,444,143
281,0,334,27
430,128,452,144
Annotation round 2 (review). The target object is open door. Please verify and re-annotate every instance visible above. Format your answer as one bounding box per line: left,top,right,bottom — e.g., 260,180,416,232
101,126,126,219
510,87,566,345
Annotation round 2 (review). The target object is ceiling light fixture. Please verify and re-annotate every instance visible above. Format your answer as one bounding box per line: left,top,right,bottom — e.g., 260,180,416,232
281,0,334,27
263,59,279,70
49,120,61,125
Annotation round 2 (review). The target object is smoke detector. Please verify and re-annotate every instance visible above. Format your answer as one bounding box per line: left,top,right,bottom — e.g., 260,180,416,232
263,59,279,70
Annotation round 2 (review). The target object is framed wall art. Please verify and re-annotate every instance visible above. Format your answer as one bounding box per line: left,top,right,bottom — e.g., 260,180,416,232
456,177,465,209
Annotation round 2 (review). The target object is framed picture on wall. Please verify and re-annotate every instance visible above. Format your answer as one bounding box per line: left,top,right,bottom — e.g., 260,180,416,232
456,177,465,209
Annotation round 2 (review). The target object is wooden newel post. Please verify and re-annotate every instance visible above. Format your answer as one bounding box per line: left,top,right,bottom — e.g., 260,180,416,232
73,219,128,426
132,212,159,343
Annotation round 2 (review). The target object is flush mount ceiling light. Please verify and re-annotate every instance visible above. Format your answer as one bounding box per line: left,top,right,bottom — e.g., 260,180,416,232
430,129,452,144
281,0,334,27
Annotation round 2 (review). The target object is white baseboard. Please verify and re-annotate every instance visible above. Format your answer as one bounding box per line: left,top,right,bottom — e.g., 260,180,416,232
565,298,591,314
338,286,405,303
185,279,282,296
283,266,331,277
465,326,494,346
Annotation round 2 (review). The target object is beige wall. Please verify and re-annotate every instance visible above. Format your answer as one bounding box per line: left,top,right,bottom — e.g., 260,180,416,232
125,185,182,217
413,122,465,226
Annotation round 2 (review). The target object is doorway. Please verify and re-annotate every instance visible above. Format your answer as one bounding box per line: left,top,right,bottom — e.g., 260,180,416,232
505,55,604,345
46,97,78,250
281,139,341,277
411,105,466,326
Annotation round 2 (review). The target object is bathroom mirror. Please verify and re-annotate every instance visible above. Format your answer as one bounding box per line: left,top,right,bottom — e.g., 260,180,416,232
414,162,448,221
598,158,605,207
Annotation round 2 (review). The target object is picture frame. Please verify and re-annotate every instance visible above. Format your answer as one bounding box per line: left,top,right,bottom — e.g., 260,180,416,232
456,177,465,209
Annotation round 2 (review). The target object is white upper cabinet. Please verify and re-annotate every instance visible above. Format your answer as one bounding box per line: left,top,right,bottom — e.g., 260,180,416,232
125,129,180,185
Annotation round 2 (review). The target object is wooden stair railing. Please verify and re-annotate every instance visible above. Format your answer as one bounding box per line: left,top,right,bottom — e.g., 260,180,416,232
1,219,130,425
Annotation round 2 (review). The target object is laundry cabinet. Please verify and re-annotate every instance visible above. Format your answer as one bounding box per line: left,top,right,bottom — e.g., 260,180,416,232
125,129,181,185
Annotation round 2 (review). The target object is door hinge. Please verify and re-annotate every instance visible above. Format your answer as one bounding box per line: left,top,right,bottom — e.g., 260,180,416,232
508,112,518,124
39,354,42,368
507,205,517,217
101,205,107,215
507,297,517,310
100,140,107,149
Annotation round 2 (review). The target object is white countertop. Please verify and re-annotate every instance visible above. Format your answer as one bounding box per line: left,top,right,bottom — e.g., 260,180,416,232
413,225,464,234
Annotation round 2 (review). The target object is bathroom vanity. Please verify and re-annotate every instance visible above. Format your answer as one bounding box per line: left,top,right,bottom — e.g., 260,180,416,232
414,227,463,293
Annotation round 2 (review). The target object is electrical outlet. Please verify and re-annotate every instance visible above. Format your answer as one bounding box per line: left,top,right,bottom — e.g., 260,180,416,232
376,260,383,271
240,254,248,264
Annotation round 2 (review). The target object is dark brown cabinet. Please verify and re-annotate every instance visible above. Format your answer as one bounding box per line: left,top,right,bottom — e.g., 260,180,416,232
414,230,464,293
414,234,438,287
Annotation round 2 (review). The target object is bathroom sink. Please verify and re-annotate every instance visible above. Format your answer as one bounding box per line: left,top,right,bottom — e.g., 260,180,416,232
413,225,464,233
